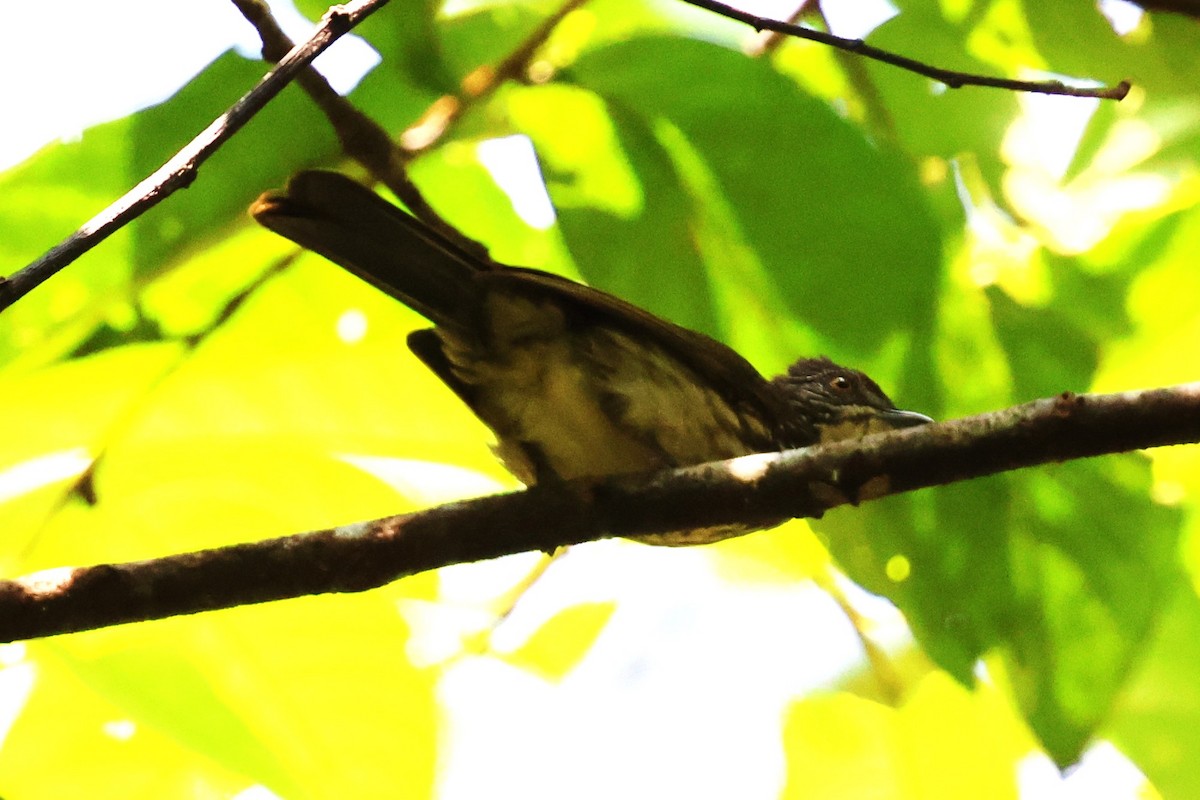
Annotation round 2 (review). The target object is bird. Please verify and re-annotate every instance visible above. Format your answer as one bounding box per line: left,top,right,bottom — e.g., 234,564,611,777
251,170,931,545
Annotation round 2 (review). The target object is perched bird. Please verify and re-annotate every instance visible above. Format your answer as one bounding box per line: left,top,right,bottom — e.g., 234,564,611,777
251,170,931,544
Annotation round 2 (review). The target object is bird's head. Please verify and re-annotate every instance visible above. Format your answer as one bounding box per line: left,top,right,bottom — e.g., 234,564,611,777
771,357,932,446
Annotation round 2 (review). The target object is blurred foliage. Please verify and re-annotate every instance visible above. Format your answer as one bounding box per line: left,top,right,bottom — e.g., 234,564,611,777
1,0,1198,798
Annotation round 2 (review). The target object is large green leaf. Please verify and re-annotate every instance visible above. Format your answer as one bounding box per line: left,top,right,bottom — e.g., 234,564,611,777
0,50,340,366
567,36,944,359
124,51,339,277
823,452,1181,765
1109,581,1200,798
987,285,1099,399
508,82,721,336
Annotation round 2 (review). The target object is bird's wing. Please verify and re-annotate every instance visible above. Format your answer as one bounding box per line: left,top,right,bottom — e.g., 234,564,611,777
479,268,785,439
253,170,786,463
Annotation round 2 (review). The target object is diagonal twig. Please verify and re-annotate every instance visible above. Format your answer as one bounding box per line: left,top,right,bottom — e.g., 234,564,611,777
230,0,463,242
683,0,1131,99
398,0,592,154
0,0,390,313
10,251,300,568
235,0,589,252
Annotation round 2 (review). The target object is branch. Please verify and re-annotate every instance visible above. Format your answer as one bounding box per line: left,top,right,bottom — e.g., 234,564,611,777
1129,0,1200,17
234,0,586,250
398,0,591,153
230,0,464,243
2,384,1197,643
0,0,389,313
683,0,1131,99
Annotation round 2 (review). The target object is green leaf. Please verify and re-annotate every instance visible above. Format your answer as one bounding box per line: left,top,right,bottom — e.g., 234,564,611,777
342,3,455,133
0,50,340,365
859,6,1019,206
1002,459,1180,763
1022,6,1200,179
1108,581,1200,798
500,601,616,680
437,1,549,81
53,643,303,798
0,343,184,569
6,588,440,799
782,673,1025,799
1020,2,1136,80
987,285,1099,398
124,50,339,277
822,454,1182,765
98,244,511,517
0,646,253,798
508,83,721,336
567,35,944,359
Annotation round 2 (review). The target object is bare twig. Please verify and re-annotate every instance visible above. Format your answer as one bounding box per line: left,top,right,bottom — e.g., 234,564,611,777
0,0,389,313
1130,0,1200,17
230,0,466,243
399,0,591,153
10,251,299,569
234,0,588,248
743,0,815,58
684,0,1131,99
1,383,1197,643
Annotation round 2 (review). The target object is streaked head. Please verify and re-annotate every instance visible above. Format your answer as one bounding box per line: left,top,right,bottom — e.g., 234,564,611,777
772,357,932,445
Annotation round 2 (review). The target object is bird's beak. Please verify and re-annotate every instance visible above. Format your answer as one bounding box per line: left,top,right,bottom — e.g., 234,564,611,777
817,406,934,443
877,408,934,429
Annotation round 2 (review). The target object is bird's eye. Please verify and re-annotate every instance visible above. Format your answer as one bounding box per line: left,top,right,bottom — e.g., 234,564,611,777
830,375,851,391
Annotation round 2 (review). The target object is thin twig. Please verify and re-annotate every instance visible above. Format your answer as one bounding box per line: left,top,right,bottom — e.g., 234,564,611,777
10,252,299,568
230,0,467,244
683,0,1131,99
1,383,1197,642
812,1,898,141
1130,0,1200,17
235,0,588,247
743,0,815,58
811,566,906,704
0,0,389,313
399,0,592,153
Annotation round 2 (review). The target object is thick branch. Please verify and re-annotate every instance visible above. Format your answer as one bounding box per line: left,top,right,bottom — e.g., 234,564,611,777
683,0,1131,99
1,384,1197,643
0,0,389,313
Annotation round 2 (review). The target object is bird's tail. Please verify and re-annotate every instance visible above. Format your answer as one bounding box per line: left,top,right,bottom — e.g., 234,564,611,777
250,170,486,333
